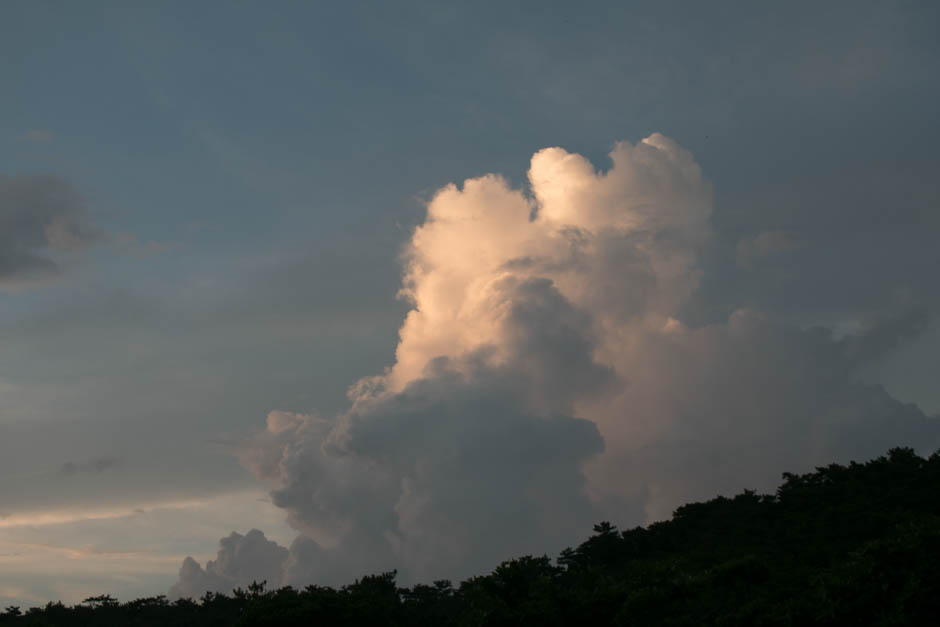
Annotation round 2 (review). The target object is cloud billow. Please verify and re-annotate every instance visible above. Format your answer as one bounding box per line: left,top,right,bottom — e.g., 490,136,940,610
170,530,289,600
172,134,940,597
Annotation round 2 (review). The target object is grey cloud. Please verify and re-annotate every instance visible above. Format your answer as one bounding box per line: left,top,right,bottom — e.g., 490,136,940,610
735,230,803,270
235,278,609,584
0,174,102,285
281,536,339,588
170,531,353,599
178,135,940,592
169,529,289,599
58,456,123,476
839,300,932,367
587,308,940,522
472,275,619,414
213,285,940,591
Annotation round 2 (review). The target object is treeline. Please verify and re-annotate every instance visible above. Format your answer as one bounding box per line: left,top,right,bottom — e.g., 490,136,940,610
3,447,940,626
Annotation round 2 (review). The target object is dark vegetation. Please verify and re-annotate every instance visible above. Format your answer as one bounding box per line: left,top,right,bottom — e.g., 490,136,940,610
3,447,940,626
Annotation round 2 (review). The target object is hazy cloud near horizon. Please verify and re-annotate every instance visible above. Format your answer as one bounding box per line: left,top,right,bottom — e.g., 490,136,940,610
173,135,940,597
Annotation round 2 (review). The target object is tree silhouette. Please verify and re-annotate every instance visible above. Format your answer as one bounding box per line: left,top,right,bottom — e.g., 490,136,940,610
2,446,939,626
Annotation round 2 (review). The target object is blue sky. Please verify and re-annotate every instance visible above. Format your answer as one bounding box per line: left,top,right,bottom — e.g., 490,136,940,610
2,0,939,605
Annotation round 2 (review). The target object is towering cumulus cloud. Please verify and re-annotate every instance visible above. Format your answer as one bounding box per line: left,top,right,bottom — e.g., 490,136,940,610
173,134,939,596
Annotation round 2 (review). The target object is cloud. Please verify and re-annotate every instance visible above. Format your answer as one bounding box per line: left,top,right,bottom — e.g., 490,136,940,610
175,134,940,592
736,229,803,270
0,174,102,286
0,489,298,606
169,530,288,599
583,306,938,521
0,495,235,530
59,456,123,476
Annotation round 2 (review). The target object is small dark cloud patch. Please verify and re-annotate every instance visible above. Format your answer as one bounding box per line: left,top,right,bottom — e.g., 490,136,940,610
0,174,103,286
59,456,123,476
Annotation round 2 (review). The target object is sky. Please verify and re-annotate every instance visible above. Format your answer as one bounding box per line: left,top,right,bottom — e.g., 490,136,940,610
2,0,939,606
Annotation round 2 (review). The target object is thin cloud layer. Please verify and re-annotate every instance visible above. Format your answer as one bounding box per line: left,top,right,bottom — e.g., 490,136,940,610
173,134,939,597
0,174,101,286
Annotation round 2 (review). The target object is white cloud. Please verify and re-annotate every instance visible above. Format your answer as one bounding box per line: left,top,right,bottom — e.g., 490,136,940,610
175,134,940,592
